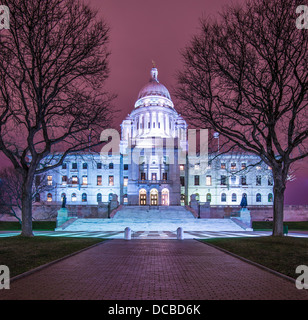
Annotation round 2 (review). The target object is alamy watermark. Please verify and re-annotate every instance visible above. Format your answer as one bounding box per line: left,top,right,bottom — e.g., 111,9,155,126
296,5,308,29
99,128,209,170
0,5,9,29
0,265,10,289
295,265,308,289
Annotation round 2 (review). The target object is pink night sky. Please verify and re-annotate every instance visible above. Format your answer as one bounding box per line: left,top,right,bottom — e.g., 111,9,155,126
1,0,307,204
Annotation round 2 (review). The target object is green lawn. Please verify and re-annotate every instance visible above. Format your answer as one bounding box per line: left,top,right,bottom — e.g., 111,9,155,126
0,221,57,231
0,236,105,278
252,221,308,231
201,236,308,279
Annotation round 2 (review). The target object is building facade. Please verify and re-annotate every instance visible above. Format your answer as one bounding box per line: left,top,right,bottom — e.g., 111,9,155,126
42,67,274,208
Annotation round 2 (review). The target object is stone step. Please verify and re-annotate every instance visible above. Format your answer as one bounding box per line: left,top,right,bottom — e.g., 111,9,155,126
60,217,245,232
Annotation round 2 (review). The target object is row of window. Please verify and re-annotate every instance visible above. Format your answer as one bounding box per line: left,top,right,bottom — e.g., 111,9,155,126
62,163,129,170
140,172,168,181
193,192,273,203
190,175,273,186
45,192,273,203
46,192,115,203
61,175,116,186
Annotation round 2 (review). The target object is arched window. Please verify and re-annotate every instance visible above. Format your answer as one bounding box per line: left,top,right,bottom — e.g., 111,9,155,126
97,193,102,203
268,193,273,202
221,193,226,202
206,193,211,202
232,193,237,202
47,193,52,202
71,193,77,202
82,193,87,202
256,193,262,202
108,193,113,201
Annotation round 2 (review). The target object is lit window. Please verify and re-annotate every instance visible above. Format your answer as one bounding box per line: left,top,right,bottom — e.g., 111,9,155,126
179,165,185,171
232,193,237,202
97,175,102,186
194,164,200,170
47,175,52,186
162,173,167,181
241,163,246,170
221,163,226,169
124,176,128,186
62,176,68,185
47,193,52,202
72,176,78,185
82,193,87,202
109,175,114,186
71,193,77,202
206,193,211,202
231,163,236,170
82,176,87,185
123,194,128,204
206,175,212,186
256,165,261,170
151,173,157,181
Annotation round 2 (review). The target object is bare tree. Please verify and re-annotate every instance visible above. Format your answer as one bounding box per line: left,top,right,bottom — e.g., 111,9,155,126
176,0,308,236
0,0,114,236
0,167,54,223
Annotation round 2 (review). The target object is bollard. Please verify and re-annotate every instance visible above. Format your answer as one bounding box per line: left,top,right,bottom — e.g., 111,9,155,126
177,227,184,240
124,227,131,240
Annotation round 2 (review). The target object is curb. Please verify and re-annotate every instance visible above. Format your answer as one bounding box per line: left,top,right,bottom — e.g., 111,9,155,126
10,239,112,283
197,239,296,284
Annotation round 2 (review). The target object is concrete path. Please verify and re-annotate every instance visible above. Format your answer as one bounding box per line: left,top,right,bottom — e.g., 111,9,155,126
0,239,307,300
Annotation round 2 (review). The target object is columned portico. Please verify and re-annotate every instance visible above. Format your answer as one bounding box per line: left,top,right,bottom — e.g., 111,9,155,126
121,66,187,207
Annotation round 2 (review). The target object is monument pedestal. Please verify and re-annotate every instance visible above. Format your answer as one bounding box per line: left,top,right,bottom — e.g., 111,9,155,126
57,208,69,227
239,208,253,230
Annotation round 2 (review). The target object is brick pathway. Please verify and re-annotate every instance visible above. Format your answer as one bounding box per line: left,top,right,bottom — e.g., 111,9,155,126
1,239,308,300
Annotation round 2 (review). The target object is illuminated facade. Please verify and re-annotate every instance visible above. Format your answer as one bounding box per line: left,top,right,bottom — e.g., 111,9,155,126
43,67,274,207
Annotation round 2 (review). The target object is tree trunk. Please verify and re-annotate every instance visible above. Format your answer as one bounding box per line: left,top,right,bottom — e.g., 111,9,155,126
20,172,34,237
272,172,286,237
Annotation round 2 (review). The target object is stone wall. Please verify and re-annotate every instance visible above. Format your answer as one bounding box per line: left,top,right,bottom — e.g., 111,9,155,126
192,203,308,221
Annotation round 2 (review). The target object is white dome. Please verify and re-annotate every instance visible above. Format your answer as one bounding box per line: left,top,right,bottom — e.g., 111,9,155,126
135,67,173,109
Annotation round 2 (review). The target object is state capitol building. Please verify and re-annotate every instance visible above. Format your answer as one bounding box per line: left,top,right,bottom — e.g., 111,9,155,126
42,67,274,208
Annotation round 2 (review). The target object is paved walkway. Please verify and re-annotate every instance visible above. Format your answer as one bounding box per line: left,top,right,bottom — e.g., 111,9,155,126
1,230,308,239
1,239,308,300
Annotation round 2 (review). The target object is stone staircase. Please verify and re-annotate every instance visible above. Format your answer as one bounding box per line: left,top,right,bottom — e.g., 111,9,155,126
58,205,247,232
